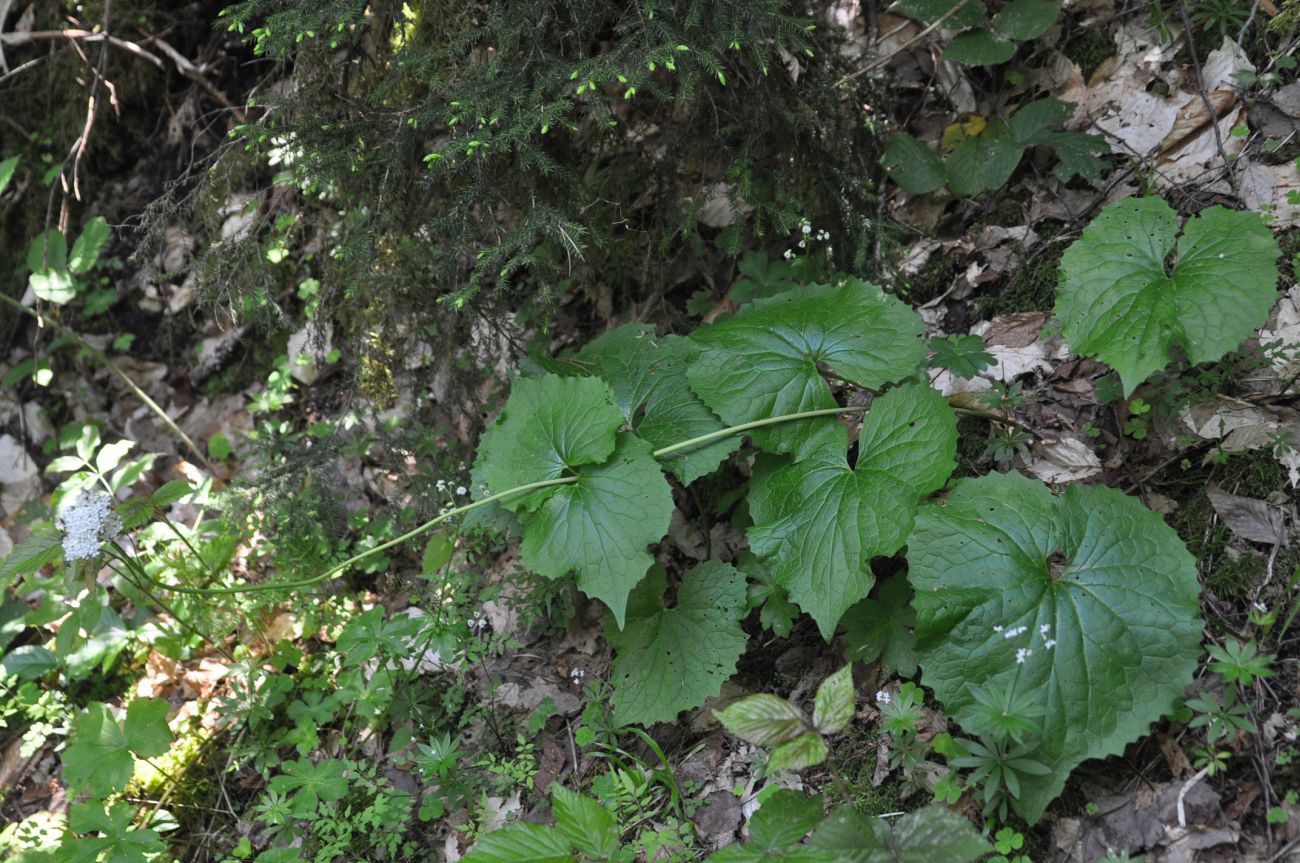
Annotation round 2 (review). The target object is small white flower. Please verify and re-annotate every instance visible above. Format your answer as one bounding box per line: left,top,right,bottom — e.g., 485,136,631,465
1016,647,1032,664
1039,624,1051,637
1044,639,1057,650
569,667,585,685
455,485,468,496
801,223,812,234
468,611,488,634
875,689,891,705
1003,625,1027,639
993,625,1004,633
783,249,794,260
436,480,448,492
797,239,806,249
56,490,121,561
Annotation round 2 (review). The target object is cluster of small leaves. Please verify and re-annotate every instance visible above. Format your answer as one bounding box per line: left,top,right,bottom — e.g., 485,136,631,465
894,0,1060,65
883,98,1106,197
715,665,856,771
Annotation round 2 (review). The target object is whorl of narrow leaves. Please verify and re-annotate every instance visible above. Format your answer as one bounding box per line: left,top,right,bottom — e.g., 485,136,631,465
907,472,1203,822
1056,197,1280,396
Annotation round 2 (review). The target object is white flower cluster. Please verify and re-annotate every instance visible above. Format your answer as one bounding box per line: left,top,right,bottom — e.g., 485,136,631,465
569,667,585,686
995,622,1057,664
468,610,488,634
875,689,891,706
56,490,121,561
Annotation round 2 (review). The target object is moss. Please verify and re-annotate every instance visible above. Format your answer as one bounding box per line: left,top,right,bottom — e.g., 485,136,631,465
1061,26,1114,80
831,723,909,816
976,233,1064,317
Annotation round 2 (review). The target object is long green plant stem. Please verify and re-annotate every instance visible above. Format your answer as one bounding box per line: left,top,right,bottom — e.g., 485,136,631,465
0,292,213,472
127,403,885,598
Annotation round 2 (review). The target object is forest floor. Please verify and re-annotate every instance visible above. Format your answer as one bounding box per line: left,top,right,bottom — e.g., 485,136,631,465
2,1,1300,862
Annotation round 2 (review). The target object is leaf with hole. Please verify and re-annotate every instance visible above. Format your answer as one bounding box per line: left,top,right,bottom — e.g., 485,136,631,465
687,280,927,461
908,471,1202,821
748,384,956,638
608,561,748,726
1057,197,1280,395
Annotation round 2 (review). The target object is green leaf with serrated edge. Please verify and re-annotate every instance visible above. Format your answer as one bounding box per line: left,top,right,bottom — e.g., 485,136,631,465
813,665,855,734
69,217,111,274
0,156,17,195
750,790,824,850
928,334,994,379
748,385,957,638
0,529,62,590
30,268,75,305
1009,98,1074,143
63,702,133,797
152,479,194,506
768,732,829,771
27,230,67,272
552,785,618,859
688,280,927,462
992,0,1059,40
944,126,1023,197
942,29,1015,64
908,472,1202,822
461,822,573,863
1,645,58,679
809,804,990,862
1057,198,1280,396
123,698,172,757
521,433,673,627
473,374,624,513
891,0,988,29
608,560,748,725
1046,130,1107,181
69,802,165,863
715,694,808,746
564,324,733,483
882,132,947,195
842,575,918,676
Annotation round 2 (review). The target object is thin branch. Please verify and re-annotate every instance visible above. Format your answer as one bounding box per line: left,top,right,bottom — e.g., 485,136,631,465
0,28,164,68
835,0,974,88
1178,0,1239,196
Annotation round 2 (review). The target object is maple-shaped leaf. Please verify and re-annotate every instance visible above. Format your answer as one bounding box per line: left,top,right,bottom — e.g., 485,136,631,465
608,561,748,725
748,384,957,638
563,324,733,483
908,471,1203,822
62,699,172,797
687,281,927,461
1057,197,1280,395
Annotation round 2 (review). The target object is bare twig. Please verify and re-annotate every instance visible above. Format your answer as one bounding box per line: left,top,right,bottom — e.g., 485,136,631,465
835,0,973,88
1178,0,1239,196
1176,765,1211,827
143,34,245,122
0,28,164,68
1238,0,1265,45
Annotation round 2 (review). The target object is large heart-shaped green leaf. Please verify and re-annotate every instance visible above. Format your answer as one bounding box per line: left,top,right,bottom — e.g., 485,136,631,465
908,472,1202,822
749,385,956,638
473,374,624,512
1057,198,1279,395
521,433,673,627
687,280,927,461
608,560,747,726
564,324,733,483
